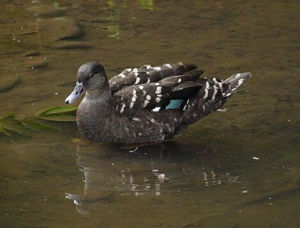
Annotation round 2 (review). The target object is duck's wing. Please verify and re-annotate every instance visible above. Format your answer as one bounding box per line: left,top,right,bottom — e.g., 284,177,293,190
113,69,205,116
108,63,197,93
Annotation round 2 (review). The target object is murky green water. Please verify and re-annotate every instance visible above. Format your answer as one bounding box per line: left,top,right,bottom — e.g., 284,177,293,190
0,0,299,227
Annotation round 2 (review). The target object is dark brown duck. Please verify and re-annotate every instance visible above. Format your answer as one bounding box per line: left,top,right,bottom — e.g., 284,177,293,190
65,62,251,144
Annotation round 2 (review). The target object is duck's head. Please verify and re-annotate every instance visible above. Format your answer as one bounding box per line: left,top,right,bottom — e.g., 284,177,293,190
65,62,107,104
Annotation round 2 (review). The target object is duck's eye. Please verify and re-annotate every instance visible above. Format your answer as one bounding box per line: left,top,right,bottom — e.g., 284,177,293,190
84,73,94,82
87,73,94,80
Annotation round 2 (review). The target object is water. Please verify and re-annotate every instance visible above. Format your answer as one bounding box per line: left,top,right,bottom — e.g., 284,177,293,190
0,0,299,227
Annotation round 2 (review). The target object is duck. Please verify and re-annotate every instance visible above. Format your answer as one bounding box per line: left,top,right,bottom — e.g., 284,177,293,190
65,62,251,144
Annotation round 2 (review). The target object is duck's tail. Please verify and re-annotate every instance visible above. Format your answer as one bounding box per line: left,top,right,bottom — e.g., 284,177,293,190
222,72,252,97
176,72,252,133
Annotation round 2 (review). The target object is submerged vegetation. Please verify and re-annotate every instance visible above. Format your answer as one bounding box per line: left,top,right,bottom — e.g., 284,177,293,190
0,106,77,137
36,106,77,122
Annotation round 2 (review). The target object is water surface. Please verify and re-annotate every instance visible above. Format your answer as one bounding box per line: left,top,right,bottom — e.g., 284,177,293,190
0,0,299,227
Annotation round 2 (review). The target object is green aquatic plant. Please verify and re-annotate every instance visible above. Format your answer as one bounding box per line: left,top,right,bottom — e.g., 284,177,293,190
0,124,11,136
0,113,56,137
101,25,120,39
0,106,77,137
36,106,77,122
96,0,122,39
138,0,154,10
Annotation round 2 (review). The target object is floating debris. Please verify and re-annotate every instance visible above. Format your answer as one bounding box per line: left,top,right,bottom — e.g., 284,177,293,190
241,189,248,194
158,173,169,182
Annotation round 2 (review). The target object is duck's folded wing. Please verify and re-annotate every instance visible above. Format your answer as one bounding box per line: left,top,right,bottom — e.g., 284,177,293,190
108,63,197,93
113,70,204,116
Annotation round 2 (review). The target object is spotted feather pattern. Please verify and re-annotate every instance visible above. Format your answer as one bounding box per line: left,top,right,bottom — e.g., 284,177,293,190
114,83,171,115
109,62,197,93
111,64,204,116
106,63,251,139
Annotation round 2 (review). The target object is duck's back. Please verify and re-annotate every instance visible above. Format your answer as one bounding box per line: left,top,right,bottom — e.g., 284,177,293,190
98,63,251,144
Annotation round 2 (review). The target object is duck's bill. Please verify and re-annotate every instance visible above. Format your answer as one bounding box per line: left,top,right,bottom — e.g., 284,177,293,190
65,82,85,104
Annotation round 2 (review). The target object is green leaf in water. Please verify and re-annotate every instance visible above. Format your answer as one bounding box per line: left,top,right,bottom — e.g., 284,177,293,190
36,106,77,122
138,0,154,10
101,25,120,39
107,0,116,8
0,114,32,136
21,119,56,132
0,123,11,136
37,106,77,115
38,114,76,122
0,106,78,138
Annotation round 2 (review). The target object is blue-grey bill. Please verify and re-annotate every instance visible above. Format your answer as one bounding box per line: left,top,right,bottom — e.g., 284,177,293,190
65,82,85,104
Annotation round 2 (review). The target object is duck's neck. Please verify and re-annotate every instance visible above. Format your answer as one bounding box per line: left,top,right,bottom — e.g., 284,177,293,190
79,84,115,117
85,85,113,104
76,84,116,141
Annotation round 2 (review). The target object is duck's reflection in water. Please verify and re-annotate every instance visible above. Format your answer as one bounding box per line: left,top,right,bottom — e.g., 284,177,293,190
66,142,240,214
